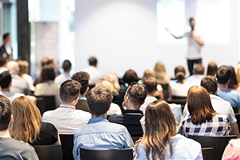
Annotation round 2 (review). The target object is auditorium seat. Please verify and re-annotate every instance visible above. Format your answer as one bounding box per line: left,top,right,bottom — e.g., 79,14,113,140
235,113,240,132
36,95,56,115
33,145,63,160
202,147,214,160
60,134,74,160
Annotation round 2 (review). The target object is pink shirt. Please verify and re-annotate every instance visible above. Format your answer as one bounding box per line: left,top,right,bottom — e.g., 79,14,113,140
222,139,240,160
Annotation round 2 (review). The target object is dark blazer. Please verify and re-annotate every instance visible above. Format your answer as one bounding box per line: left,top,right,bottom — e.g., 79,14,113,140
0,45,11,59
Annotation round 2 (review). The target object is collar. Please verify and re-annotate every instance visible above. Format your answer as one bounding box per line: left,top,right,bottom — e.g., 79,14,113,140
123,110,143,115
79,97,87,101
88,117,108,124
59,104,75,110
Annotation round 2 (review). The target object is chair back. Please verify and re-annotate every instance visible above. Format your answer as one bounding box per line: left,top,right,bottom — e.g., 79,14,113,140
131,136,140,143
235,113,240,132
166,99,186,113
59,134,74,160
36,95,56,115
80,148,133,160
188,135,237,160
202,147,214,160
33,145,63,160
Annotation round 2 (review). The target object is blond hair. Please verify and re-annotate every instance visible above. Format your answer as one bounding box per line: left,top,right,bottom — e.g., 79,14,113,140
17,60,29,78
102,73,120,95
143,70,155,79
236,63,240,86
9,96,42,143
154,62,169,83
96,80,114,94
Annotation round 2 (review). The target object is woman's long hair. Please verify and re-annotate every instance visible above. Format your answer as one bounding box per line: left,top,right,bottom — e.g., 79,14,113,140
187,86,216,125
9,96,42,143
154,62,169,84
228,66,239,89
103,73,120,95
135,100,176,160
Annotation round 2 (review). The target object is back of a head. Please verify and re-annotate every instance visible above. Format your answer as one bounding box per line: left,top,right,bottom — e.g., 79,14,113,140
88,57,97,66
207,62,218,76
193,64,204,75
18,60,29,76
154,62,167,81
10,96,42,143
95,80,114,94
126,83,147,106
62,60,72,72
0,71,11,89
200,76,217,94
3,33,10,41
122,69,139,86
6,61,19,75
187,86,216,125
40,65,55,82
41,57,54,67
0,95,11,131
60,80,81,103
174,66,186,81
237,63,240,84
216,65,231,84
0,56,8,67
72,71,90,95
103,73,120,94
86,86,112,116
142,70,155,79
143,77,158,95
228,66,238,89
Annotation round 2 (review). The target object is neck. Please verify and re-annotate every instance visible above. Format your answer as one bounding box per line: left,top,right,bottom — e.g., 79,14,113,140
177,79,185,83
126,102,139,110
92,113,107,119
61,102,75,106
1,88,10,92
0,130,10,137
147,93,155,97
64,71,70,74
218,83,228,89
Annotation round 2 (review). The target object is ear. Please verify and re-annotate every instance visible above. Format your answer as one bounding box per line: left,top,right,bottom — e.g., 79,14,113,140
85,87,89,94
58,92,61,99
10,115,13,122
141,100,145,105
215,88,218,95
227,79,230,84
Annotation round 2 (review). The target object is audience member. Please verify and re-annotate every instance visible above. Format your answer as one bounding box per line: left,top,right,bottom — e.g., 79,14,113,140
140,77,158,114
217,65,240,112
182,86,230,137
0,71,24,103
236,63,240,86
207,61,218,76
18,60,35,91
42,80,91,134
34,65,61,108
7,61,30,95
0,56,8,73
95,80,122,115
54,59,72,85
135,100,202,160
154,61,172,100
171,66,192,97
72,71,91,112
0,95,38,159
0,33,12,60
185,63,205,85
183,76,239,138
83,56,102,85
222,139,240,160
109,83,147,137
122,69,139,86
228,66,240,94
10,96,61,145
73,87,135,160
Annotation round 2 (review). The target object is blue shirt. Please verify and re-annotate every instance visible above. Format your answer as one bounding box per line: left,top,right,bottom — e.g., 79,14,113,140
73,117,136,160
217,89,240,109
135,134,202,160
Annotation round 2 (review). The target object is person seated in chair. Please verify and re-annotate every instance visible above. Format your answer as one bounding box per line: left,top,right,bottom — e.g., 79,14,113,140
73,87,135,160
185,63,205,86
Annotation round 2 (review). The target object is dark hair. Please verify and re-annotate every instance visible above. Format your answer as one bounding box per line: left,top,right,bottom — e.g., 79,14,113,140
60,80,81,103
228,66,238,89
187,86,216,125
189,17,194,23
207,62,218,76
126,83,147,106
0,95,11,131
194,64,204,75
40,65,55,82
88,57,97,66
200,76,217,94
122,69,139,86
143,77,158,94
41,57,54,67
0,57,8,67
86,87,112,116
0,71,12,89
3,33,10,40
217,65,231,84
174,66,186,81
72,71,90,95
62,60,72,71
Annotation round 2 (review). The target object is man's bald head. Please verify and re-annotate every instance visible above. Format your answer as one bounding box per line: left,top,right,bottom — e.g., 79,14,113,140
7,61,19,75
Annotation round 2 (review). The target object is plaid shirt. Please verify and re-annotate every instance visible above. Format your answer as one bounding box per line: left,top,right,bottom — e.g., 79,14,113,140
182,114,230,137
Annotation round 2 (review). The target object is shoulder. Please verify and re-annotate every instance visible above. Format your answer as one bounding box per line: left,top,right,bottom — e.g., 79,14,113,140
108,114,123,122
74,109,92,117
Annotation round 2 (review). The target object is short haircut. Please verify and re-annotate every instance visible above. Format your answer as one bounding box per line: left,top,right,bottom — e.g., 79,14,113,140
207,62,218,76
3,33,10,40
72,71,90,95
0,57,7,67
217,65,231,84
60,80,81,103
200,76,217,94
228,66,238,89
194,64,204,75
189,17,194,23
40,65,55,82
41,57,54,67
0,95,11,131
126,83,147,106
143,77,158,94
174,66,186,81
88,57,97,66
86,87,112,116
0,71,12,89
122,69,139,86
62,60,72,71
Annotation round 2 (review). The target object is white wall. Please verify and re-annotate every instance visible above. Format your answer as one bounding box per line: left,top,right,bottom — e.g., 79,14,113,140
74,0,239,78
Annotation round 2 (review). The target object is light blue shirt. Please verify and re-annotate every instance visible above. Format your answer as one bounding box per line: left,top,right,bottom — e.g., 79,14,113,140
183,94,237,124
73,117,135,160
135,134,202,160
217,89,240,109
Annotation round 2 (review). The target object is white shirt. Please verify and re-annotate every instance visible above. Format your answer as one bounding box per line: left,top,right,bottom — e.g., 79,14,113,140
0,67,8,74
0,91,25,104
22,74,35,91
185,75,205,86
54,73,71,86
42,106,91,134
170,82,192,97
107,103,122,115
140,96,158,114
83,66,102,85
183,28,204,60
